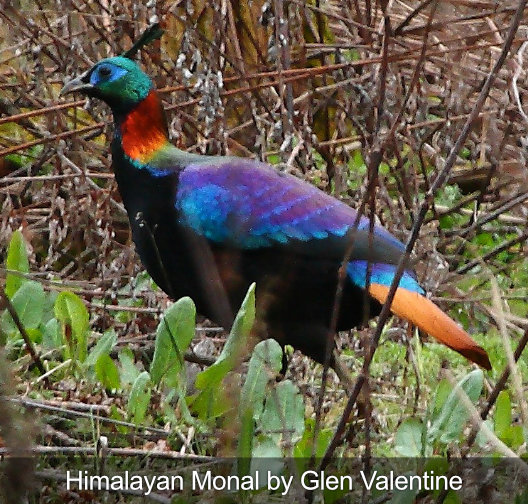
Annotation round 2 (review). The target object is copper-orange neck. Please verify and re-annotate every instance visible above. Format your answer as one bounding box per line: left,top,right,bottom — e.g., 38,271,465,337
118,90,169,164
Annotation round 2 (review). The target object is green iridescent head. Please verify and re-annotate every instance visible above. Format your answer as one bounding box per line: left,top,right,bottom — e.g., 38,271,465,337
60,56,153,112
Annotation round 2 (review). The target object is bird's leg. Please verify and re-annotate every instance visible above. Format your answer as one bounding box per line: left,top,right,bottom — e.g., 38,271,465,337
135,212,176,299
182,229,235,331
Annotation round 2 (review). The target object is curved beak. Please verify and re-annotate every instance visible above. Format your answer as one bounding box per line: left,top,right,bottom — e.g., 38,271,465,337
60,69,92,96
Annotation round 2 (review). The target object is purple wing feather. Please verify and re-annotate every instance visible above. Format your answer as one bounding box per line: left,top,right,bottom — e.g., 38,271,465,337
175,158,405,257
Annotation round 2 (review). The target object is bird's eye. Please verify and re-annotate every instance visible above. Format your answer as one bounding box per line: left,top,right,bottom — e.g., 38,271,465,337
99,66,112,78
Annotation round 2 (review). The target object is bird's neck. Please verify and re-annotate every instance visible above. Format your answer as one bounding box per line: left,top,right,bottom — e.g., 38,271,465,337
115,89,171,165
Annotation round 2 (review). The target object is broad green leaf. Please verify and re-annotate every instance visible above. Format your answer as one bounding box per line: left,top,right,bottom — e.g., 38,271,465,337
10,281,45,330
423,457,449,479
252,439,282,459
293,418,333,462
95,354,120,390
250,439,284,488
118,348,140,385
54,291,89,362
190,284,256,421
510,425,525,449
474,419,494,448
260,380,305,445
42,318,61,349
492,390,524,449
429,369,483,444
85,329,118,368
323,484,349,504
394,418,424,457
5,230,29,298
432,379,451,417
150,297,196,386
189,376,234,421
128,371,151,424
25,328,42,343
240,339,282,421
494,391,511,441
41,290,58,326
0,312,13,340
195,283,255,391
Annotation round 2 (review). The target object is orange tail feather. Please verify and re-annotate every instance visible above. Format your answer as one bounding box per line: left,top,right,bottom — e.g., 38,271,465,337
368,283,491,370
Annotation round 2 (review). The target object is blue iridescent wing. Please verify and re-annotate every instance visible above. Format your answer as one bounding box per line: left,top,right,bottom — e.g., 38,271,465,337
177,159,394,247
175,158,421,291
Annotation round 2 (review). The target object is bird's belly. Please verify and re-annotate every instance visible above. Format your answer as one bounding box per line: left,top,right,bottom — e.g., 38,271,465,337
234,251,376,325
128,209,380,364
233,249,382,362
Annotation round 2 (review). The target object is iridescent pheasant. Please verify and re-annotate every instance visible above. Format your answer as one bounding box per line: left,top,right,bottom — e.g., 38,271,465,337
61,52,491,382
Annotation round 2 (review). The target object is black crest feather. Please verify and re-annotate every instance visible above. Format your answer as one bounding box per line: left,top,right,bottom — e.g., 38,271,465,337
122,22,164,60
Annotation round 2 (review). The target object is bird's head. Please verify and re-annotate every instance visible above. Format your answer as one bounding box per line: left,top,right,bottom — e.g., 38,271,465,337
61,56,152,112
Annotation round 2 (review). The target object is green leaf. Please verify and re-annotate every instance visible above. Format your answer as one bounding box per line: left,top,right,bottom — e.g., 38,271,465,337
474,419,494,448
432,379,452,417
11,281,45,330
41,290,58,326
195,283,255,391
423,457,449,478
42,318,61,349
429,369,483,444
293,418,333,461
0,313,13,341
240,339,282,421
510,425,525,449
252,437,282,458
25,328,42,343
150,297,196,387
190,284,256,421
5,230,29,298
188,375,233,421
250,439,283,488
118,348,140,385
237,408,254,472
442,490,462,504
85,329,118,368
490,390,524,449
54,291,89,362
389,479,420,504
394,418,424,457
260,380,305,445
494,391,511,441
474,232,494,247
128,371,151,424
94,354,121,390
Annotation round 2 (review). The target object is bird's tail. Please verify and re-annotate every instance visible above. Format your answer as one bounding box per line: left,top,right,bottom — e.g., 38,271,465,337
348,261,491,370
